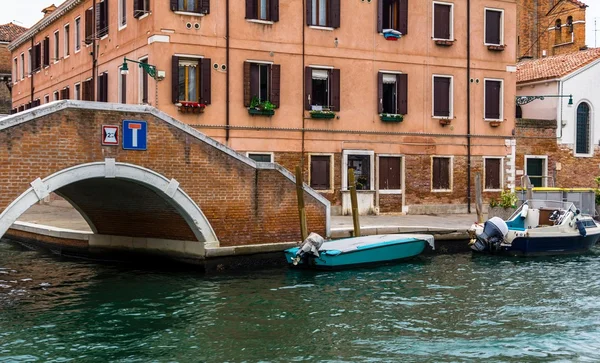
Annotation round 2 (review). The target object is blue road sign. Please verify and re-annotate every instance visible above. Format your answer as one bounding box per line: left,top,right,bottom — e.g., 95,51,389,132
122,120,147,150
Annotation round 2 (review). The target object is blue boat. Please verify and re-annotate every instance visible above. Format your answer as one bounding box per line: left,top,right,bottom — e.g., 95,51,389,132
469,200,600,256
284,233,434,269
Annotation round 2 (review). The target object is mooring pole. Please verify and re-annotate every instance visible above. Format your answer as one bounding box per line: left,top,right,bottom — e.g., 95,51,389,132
475,173,483,223
349,168,361,237
295,166,308,242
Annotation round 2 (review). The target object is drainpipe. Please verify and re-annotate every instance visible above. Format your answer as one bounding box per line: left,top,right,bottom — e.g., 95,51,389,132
300,0,306,169
92,0,97,101
30,38,34,104
466,0,472,214
225,0,230,142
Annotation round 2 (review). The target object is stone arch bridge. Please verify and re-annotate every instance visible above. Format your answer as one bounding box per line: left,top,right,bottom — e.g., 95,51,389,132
0,101,329,263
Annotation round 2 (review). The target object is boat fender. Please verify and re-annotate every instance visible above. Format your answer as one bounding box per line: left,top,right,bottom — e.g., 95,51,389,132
576,219,587,237
520,204,529,218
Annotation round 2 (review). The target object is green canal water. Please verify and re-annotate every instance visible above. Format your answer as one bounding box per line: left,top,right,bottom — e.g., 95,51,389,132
2,241,600,362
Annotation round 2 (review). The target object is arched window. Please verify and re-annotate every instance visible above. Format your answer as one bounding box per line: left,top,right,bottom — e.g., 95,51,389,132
576,102,591,154
555,19,562,44
567,16,574,33
516,105,522,119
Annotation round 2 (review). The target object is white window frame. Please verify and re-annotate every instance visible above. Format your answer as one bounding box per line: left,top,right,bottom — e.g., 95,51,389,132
574,100,594,158
19,53,24,80
432,74,454,119
432,1,454,41
13,57,18,82
524,155,548,187
431,155,454,192
53,30,60,63
308,153,335,193
138,56,149,104
74,82,81,100
342,150,375,192
377,154,404,195
483,156,504,192
483,78,504,122
245,152,274,163
53,91,59,101
44,94,50,103
64,24,70,58
119,0,128,30
484,8,504,46
74,17,81,53
27,48,32,76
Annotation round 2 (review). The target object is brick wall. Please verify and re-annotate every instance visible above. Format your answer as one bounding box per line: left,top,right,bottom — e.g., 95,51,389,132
0,43,11,114
0,104,328,246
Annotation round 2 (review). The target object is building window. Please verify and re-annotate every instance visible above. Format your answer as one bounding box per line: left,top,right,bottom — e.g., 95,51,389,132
305,67,340,111
119,68,127,104
85,7,94,44
44,95,50,103
576,102,591,155
377,0,407,34
140,58,149,104
134,0,151,18
19,53,24,80
75,17,81,51
484,79,503,120
378,72,407,115
43,37,50,67
53,91,59,101
74,83,81,100
243,61,280,108
32,43,41,72
432,156,452,191
97,0,109,38
485,8,503,45
555,19,562,44
27,48,32,76
567,16,573,33
60,87,70,100
433,75,452,118
119,0,127,28
484,157,502,191
98,72,108,102
347,154,372,190
172,56,212,105
379,156,402,191
310,155,332,190
307,0,340,28
246,0,279,21
172,0,209,14
433,2,453,40
13,58,18,81
53,31,59,61
247,152,274,163
64,24,70,57
525,156,547,187
82,78,93,101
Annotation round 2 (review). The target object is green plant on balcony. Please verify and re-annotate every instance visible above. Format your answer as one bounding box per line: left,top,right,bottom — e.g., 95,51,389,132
309,110,336,119
380,113,404,122
248,96,276,116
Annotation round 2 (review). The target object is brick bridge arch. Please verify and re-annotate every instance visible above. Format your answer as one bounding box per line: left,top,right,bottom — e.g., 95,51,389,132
0,101,329,259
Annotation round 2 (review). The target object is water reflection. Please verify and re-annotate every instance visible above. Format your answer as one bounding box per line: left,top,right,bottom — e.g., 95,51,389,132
2,241,600,362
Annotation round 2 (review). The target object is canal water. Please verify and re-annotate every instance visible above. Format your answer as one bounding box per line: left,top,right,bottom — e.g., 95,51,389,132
1,241,600,362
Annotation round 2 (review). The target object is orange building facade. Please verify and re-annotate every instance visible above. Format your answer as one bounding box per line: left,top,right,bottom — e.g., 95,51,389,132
10,0,517,215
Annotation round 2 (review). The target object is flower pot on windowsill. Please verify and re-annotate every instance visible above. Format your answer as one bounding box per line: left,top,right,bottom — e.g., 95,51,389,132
489,121,502,127
176,101,206,114
435,39,454,46
248,108,275,116
380,113,403,122
487,44,505,51
438,118,452,126
310,110,336,119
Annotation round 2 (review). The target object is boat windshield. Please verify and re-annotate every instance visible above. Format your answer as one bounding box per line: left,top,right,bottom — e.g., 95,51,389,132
507,200,577,220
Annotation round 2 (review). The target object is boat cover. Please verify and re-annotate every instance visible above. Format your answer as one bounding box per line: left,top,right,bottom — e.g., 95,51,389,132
319,234,435,253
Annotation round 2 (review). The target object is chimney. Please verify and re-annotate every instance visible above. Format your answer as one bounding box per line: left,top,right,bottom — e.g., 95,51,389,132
42,4,57,17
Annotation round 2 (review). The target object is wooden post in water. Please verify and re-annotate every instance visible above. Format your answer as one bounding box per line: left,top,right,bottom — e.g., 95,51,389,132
295,166,308,242
475,172,484,223
348,168,361,237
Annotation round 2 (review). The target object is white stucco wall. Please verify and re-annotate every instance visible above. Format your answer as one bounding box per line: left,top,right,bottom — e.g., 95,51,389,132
561,60,600,155
516,81,560,121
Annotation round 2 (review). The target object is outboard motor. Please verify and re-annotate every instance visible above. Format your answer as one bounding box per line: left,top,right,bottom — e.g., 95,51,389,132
292,233,326,265
471,217,509,253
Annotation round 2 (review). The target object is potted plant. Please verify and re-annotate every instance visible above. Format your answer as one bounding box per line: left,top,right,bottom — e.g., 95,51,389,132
309,110,336,119
488,44,506,51
439,118,451,126
380,113,403,122
176,101,206,114
435,39,454,46
488,189,518,220
248,96,276,116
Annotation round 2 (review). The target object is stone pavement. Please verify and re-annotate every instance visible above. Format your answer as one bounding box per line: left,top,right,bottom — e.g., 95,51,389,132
15,200,477,241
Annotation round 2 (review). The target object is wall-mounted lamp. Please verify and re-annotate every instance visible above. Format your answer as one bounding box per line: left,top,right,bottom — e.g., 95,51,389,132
121,57,161,80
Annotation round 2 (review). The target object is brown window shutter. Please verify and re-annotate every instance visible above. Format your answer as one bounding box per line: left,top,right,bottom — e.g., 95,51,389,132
201,0,210,14
36,44,41,70
306,0,312,26
441,158,449,189
103,73,108,102
377,0,383,33
270,0,279,22
433,157,440,189
433,77,450,117
434,4,450,39
98,74,103,102
82,80,89,101
310,156,330,190
43,38,50,67
379,156,388,189
330,68,340,111
329,0,341,28
134,0,144,18
200,58,211,104
397,73,407,115
305,67,312,110
250,64,259,100
485,158,500,189
172,56,179,103
65,87,70,100
270,64,280,108
121,73,127,103
485,80,501,119
170,0,178,11
85,8,93,44
103,0,109,36
245,0,255,19
377,72,383,113
486,10,501,44
398,0,408,35
243,61,251,107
